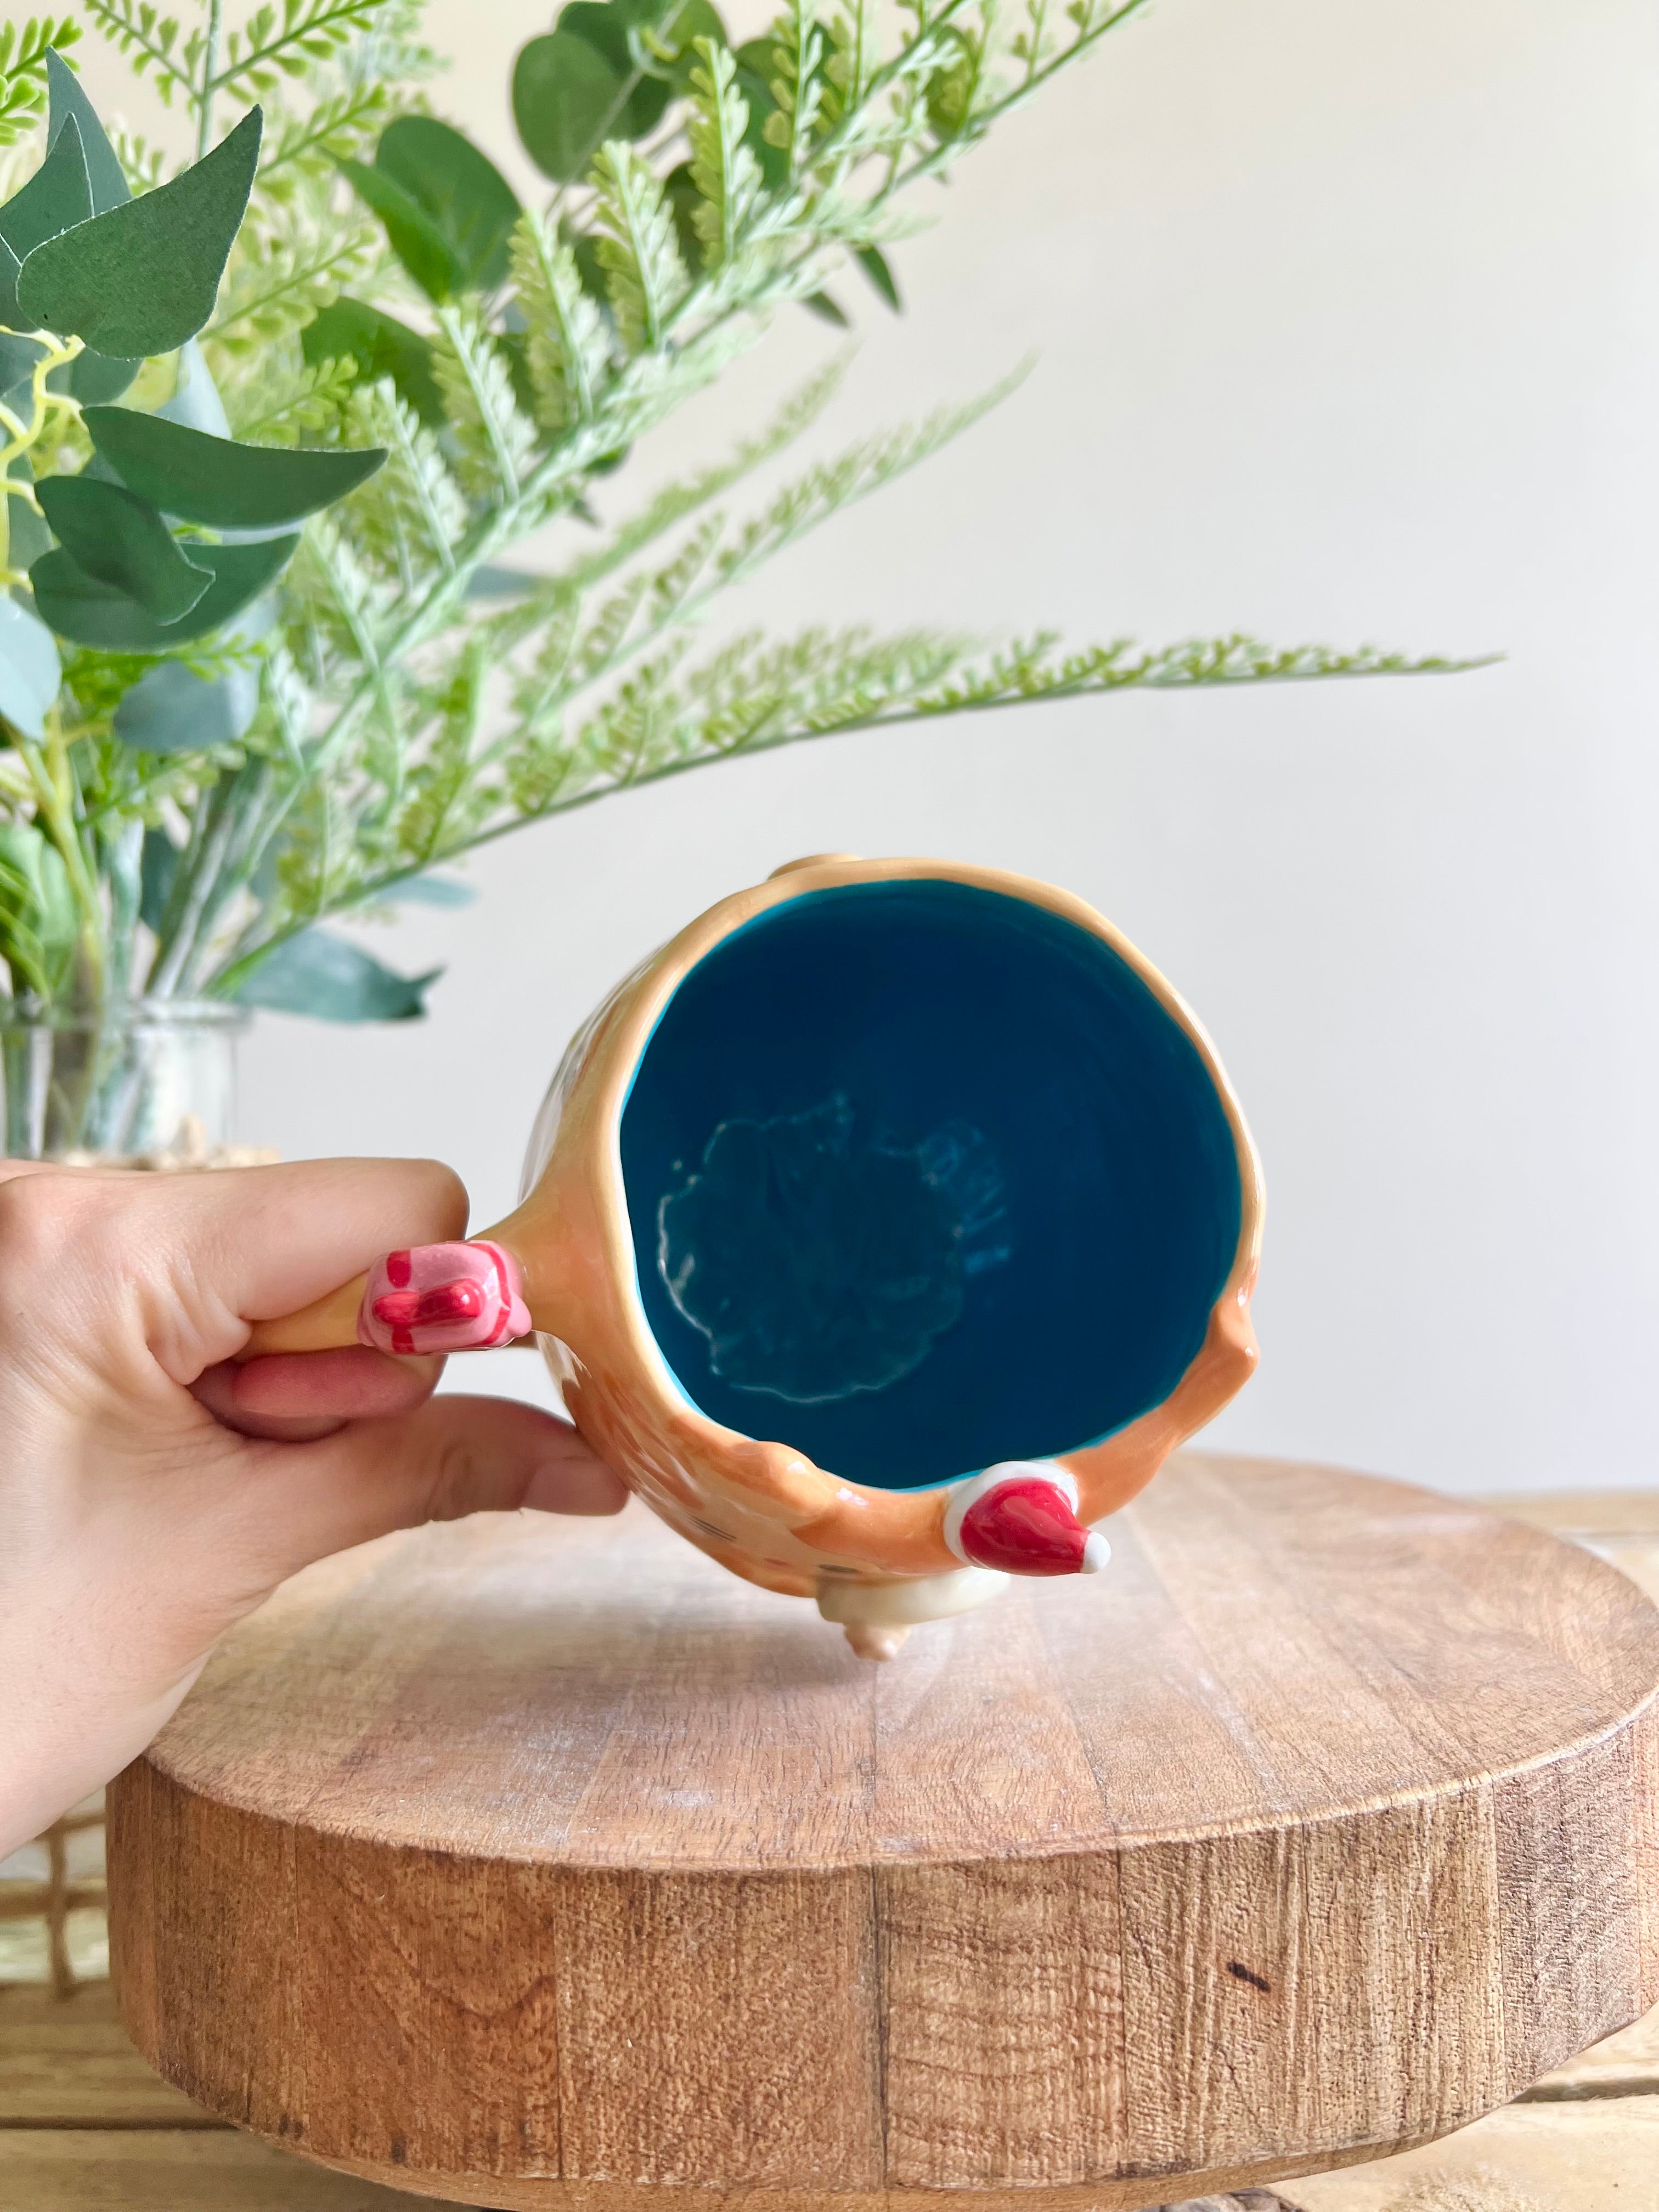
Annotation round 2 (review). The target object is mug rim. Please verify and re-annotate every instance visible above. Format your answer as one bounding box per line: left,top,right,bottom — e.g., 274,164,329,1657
564,855,1264,1521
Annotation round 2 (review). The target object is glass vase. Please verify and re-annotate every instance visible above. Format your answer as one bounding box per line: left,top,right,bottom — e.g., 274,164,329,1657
0,998,252,1164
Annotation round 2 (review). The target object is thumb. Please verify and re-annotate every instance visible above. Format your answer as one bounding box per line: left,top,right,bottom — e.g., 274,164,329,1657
245,1395,627,1581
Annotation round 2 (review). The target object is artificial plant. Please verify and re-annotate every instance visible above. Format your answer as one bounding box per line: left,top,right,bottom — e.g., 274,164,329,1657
0,0,1460,1090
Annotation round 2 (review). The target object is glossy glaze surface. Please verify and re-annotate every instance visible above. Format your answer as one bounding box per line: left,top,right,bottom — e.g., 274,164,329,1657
619,880,1244,1491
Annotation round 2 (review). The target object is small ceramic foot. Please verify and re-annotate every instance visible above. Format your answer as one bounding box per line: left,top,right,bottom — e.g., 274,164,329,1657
842,1621,912,1662
815,1562,1009,1654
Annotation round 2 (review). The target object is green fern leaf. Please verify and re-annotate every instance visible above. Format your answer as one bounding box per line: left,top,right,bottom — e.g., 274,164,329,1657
509,590,582,733
336,380,469,585
78,1,194,105
591,142,688,354
211,0,383,104
712,365,1030,590
205,210,381,355
563,351,849,591
898,632,1487,718
686,40,762,269
108,123,172,193
227,353,357,442
293,515,395,665
390,637,492,866
257,81,400,198
0,17,81,151
761,0,826,172
820,0,876,127
507,212,610,433
430,309,539,502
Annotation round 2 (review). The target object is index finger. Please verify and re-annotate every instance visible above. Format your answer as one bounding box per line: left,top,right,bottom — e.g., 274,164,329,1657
139,1155,472,1324
2,1155,472,1376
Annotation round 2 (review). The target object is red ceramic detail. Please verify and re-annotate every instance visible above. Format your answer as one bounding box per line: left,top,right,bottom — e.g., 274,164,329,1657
956,1477,1090,1576
358,1242,532,1356
371,1280,489,1331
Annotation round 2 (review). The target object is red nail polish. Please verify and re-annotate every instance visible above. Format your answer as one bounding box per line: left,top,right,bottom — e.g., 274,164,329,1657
357,1241,531,1356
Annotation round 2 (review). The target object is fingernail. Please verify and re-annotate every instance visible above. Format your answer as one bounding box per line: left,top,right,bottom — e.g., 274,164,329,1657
358,1241,531,1356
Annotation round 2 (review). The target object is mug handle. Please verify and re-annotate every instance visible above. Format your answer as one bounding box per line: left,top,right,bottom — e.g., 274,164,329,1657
242,1237,533,1359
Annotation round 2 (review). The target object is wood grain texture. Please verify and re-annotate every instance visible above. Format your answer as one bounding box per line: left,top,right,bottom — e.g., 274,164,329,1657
1527,1990,1659,2099
108,1456,1659,2212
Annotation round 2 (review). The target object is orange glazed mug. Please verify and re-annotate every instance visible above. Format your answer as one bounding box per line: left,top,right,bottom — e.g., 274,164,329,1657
249,856,1263,1656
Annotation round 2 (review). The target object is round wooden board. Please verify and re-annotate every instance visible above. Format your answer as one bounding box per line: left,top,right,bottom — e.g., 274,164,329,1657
108,1454,1659,2212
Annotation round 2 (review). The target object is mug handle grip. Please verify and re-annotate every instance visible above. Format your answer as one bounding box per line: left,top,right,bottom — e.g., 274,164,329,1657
242,1237,533,1359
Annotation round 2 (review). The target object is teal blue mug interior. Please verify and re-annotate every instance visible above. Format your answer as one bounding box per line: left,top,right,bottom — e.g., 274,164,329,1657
618,879,1244,1492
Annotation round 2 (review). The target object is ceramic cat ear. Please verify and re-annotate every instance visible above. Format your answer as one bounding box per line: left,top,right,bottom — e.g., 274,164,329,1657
246,856,1263,1655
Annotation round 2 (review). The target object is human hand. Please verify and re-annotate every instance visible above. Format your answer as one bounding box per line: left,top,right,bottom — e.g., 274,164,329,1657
0,1156,626,1858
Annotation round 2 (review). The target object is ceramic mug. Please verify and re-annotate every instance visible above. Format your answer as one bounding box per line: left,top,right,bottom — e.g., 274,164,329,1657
250,855,1263,1655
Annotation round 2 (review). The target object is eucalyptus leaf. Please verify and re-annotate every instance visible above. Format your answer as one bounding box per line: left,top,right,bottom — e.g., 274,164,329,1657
0,593,62,742
36,477,213,621
803,290,849,328
494,326,549,426
376,118,521,294
0,821,77,998
45,52,131,215
565,0,641,70
567,223,611,308
157,340,232,437
5,489,51,572
856,245,901,313
115,658,260,753
63,349,140,404
730,33,772,73
513,31,631,185
466,563,540,598
17,109,262,360
0,332,46,402
233,928,441,1022
0,116,93,266
30,532,298,650
731,52,788,187
139,825,178,931
338,156,466,303
558,4,672,135
639,0,729,87
84,408,386,529
0,0,1432,1041
662,162,701,270
303,296,443,426
0,118,91,326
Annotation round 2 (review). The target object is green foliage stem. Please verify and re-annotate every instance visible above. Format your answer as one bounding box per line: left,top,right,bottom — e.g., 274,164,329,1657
0,0,1485,1082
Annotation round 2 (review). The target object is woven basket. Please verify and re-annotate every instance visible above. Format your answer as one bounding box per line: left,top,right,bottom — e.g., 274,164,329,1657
0,1795,108,1993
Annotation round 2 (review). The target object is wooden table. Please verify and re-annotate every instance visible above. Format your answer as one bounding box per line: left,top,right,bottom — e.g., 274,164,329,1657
4,1477,1657,2212
5,1975,1656,2212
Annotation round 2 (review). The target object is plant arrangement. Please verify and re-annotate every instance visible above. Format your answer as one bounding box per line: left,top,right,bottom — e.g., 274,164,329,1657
0,0,1461,1152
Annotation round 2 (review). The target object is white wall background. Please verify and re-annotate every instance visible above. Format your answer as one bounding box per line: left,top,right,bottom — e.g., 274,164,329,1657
87,1,1659,1494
